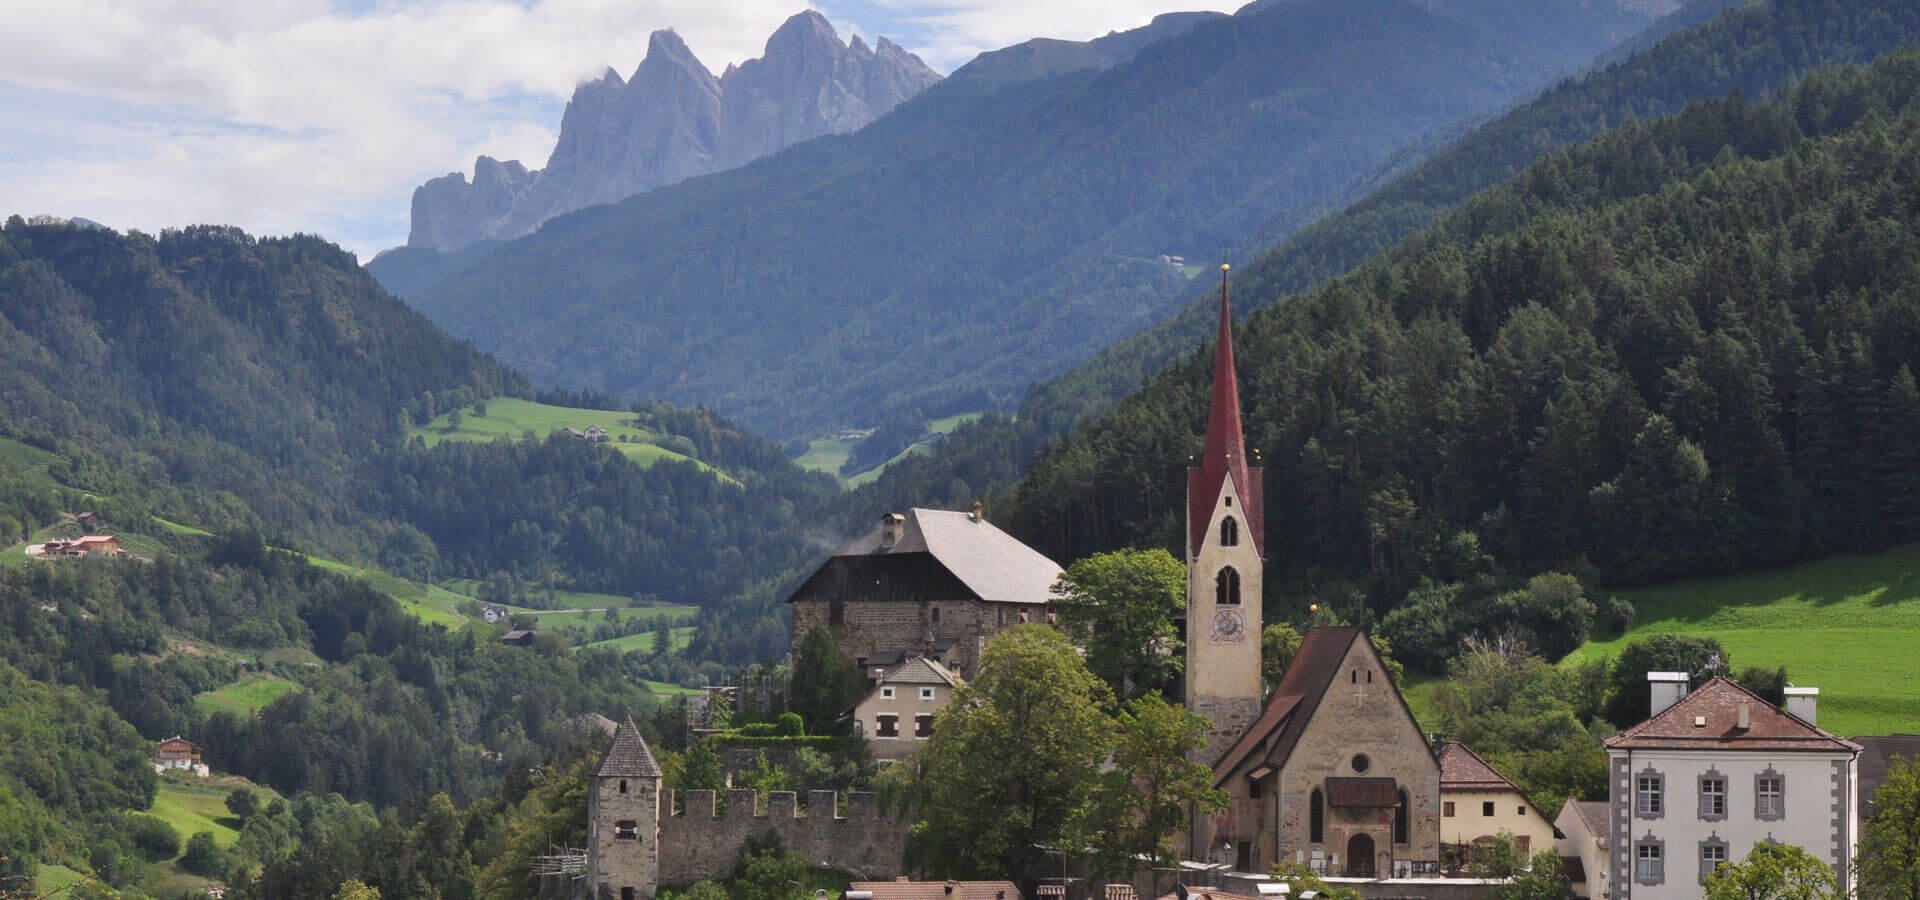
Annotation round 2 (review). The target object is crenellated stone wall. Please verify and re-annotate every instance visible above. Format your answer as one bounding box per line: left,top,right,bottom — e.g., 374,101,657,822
657,789,907,886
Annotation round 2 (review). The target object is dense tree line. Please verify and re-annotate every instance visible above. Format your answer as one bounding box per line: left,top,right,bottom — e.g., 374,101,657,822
999,52,1920,633
861,0,1920,526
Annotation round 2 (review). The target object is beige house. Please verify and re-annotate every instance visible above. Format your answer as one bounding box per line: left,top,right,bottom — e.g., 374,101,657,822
1435,740,1559,855
1207,625,1442,877
852,657,960,761
1557,800,1611,899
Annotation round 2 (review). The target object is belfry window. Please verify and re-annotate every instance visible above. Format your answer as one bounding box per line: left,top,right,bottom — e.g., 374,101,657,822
1216,567,1241,606
1221,517,1240,547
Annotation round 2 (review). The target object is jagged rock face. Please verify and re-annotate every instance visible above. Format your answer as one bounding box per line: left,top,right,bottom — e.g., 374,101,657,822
408,11,939,253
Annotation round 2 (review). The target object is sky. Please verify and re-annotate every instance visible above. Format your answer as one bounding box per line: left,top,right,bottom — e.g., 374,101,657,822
0,0,1237,260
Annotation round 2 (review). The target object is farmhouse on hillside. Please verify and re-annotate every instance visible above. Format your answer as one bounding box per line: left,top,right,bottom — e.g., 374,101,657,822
786,505,1061,679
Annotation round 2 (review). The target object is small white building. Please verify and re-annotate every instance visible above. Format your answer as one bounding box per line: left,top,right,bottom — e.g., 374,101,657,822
852,657,959,762
1556,800,1611,899
1435,740,1560,857
1603,675,1859,897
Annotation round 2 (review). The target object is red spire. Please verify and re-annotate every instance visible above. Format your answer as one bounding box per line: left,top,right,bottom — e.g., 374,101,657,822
1189,264,1263,557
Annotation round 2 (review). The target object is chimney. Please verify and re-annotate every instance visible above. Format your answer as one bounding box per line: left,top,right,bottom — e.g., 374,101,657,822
1785,686,1819,726
1648,672,1690,716
1737,701,1751,731
969,499,984,522
945,880,958,896
880,513,905,547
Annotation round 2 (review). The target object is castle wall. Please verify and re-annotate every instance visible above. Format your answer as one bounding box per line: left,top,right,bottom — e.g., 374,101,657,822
658,789,907,886
792,597,1037,680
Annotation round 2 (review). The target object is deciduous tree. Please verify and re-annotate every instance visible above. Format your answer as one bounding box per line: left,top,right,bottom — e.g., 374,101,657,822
1051,549,1185,700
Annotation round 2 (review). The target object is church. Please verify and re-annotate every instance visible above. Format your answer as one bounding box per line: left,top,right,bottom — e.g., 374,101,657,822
1182,265,1442,878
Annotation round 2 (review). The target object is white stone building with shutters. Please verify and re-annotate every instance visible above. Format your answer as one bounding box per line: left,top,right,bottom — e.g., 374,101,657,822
1603,674,1859,897
851,656,961,762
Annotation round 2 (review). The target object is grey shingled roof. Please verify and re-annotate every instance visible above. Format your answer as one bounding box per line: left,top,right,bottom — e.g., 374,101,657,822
1573,800,1610,851
880,656,960,686
832,509,1062,605
597,716,662,778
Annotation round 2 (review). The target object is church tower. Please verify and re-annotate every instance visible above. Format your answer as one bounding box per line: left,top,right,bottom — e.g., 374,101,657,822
588,717,663,900
1185,263,1264,767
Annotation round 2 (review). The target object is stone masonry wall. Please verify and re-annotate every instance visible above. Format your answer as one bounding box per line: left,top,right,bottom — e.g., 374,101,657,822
658,789,907,886
793,599,1040,680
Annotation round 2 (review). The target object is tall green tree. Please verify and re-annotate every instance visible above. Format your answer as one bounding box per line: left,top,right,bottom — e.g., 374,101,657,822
1704,842,1840,900
910,626,1113,880
1858,757,1920,900
1050,549,1185,701
787,628,866,735
1095,694,1226,875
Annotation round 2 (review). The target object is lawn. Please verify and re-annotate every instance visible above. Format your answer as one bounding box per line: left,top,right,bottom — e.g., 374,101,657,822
584,626,697,655
304,554,470,628
409,397,731,479
194,674,300,716
1565,542,1920,738
795,436,854,475
147,781,246,849
33,863,88,896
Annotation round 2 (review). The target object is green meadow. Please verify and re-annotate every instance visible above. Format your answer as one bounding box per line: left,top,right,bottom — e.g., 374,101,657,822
1566,543,1920,738
408,397,731,480
194,674,300,716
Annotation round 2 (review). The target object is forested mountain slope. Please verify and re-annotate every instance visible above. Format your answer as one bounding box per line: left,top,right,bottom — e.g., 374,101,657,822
854,0,1920,523
0,221,834,645
997,50,1920,610
409,0,1663,437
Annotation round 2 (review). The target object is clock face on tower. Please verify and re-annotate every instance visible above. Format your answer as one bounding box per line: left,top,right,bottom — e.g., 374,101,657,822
1209,607,1246,644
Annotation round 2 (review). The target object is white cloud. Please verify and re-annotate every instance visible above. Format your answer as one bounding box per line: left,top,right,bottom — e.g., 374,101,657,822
0,0,1235,258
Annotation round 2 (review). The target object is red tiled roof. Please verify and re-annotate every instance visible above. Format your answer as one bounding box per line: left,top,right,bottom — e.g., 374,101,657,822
1604,677,1859,752
1326,776,1400,808
1211,693,1301,786
1436,741,1518,792
850,879,1020,900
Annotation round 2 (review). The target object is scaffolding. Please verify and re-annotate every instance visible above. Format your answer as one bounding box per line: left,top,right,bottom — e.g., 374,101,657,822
529,846,589,878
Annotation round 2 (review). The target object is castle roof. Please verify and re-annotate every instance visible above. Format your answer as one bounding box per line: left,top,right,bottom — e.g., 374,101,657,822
1604,677,1859,753
804,508,1062,606
1188,268,1263,557
597,716,662,778
1436,740,1519,793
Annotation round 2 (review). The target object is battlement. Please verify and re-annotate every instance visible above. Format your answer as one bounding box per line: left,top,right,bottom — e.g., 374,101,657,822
664,789,885,821
658,789,905,885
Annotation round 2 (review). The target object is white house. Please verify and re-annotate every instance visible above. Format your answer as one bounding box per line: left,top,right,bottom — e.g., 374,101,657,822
1603,675,1859,897
1556,800,1610,899
851,656,960,762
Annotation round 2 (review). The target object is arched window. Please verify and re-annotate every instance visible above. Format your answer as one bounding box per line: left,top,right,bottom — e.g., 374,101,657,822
1395,789,1409,844
1310,787,1325,843
1220,516,1239,547
1215,567,1241,606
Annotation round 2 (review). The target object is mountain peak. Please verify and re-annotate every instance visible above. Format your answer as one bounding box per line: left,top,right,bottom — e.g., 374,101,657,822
765,9,842,56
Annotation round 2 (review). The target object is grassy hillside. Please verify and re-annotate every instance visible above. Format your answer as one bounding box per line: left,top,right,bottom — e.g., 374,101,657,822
408,397,729,479
193,674,301,716
1567,544,1920,738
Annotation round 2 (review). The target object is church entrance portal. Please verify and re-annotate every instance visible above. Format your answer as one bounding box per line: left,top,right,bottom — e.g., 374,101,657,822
1345,833,1376,877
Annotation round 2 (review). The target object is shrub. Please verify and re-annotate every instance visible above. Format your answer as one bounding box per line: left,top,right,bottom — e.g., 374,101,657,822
124,813,180,860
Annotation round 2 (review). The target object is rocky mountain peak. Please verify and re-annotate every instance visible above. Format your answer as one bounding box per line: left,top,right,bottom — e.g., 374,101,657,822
406,14,940,254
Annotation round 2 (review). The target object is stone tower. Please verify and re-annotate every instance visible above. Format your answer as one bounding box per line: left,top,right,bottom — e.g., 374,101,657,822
588,717,663,900
1185,263,1265,767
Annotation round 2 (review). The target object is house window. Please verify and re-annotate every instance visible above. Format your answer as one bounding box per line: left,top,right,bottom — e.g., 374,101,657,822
618,779,628,795
1699,772,1727,820
1443,801,1456,817
1517,806,1526,816
1700,838,1730,884
829,599,845,625
1482,801,1495,817
920,687,935,700
876,714,898,738
930,606,941,624
1756,771,1785,820
1216,567,1241,605
1636,836,1665,885
623,889,636,900
1394,789,1409,844
614,820,638,841
1310,788,1325,843
914,713,934,738
1636,771,1665,818
1221,517,1240,547
1249,778,1263,800
882,687,895,699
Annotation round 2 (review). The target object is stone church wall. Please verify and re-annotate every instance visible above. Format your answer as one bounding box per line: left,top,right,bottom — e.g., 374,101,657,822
657,789,907,886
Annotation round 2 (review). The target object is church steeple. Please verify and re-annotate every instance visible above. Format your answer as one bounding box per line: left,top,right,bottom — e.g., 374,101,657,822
1188,263,1264,559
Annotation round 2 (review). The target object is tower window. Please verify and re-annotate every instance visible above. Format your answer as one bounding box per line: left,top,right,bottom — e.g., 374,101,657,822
1221,517,1239,547
618,779,628,795
1310,788,1325,843
1395,789,1409,844
1215,567,1241,606
613,820,638,841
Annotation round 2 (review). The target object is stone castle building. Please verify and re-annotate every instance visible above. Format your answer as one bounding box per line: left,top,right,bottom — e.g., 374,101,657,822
581,718,907,898
1183,266,1442,878
786,506,1061,679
